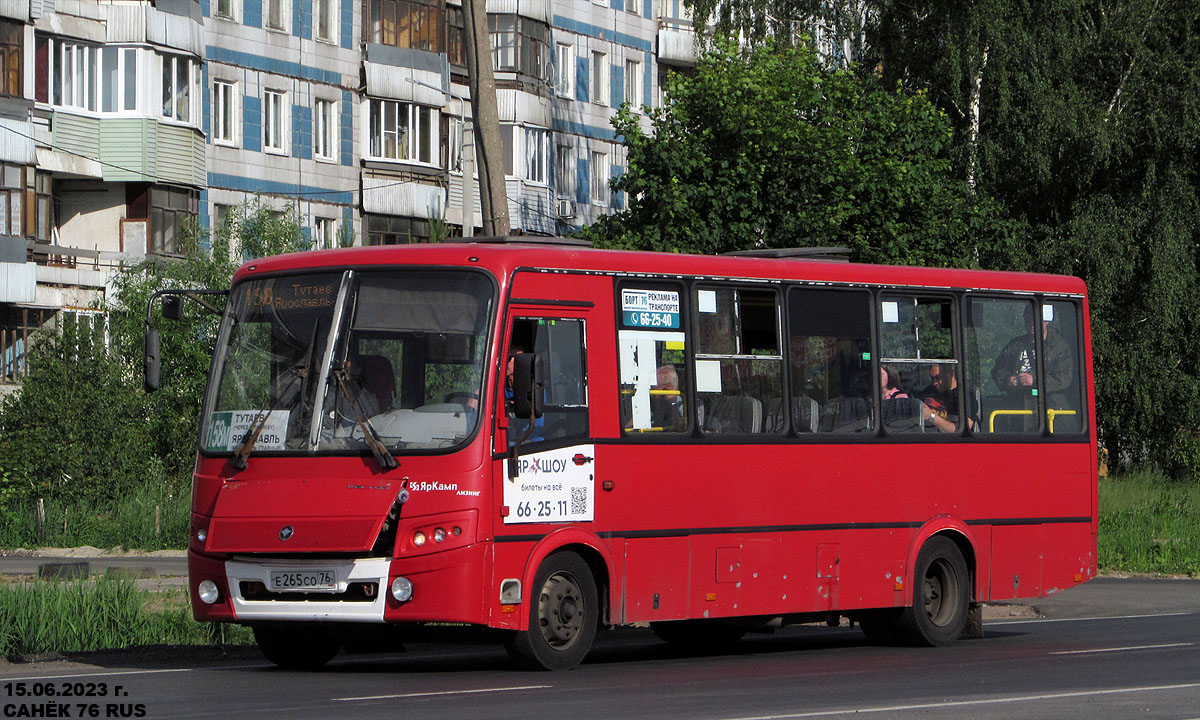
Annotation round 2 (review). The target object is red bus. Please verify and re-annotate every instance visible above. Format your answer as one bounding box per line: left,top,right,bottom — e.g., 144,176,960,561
154,239,1097,670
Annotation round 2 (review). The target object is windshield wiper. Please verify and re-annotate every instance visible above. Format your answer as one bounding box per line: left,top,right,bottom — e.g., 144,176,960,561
333,367,399,470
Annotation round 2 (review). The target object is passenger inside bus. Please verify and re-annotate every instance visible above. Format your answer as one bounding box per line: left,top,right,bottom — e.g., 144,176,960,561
651,364,686,431
506,349,544,444
921,363,976,433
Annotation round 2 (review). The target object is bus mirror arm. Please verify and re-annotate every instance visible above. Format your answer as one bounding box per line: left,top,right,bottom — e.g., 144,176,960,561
507,420,536,479
142,288,228,393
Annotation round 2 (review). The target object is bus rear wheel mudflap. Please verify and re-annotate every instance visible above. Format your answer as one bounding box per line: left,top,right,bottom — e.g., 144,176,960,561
893,535,972,646
252,623,342,670
505,551,598,670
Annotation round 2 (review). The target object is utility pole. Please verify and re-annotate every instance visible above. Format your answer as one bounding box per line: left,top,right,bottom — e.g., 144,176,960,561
462,0,510,236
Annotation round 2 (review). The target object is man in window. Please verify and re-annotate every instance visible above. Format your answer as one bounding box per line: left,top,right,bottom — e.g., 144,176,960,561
991,305,1074,410
920,363,973,433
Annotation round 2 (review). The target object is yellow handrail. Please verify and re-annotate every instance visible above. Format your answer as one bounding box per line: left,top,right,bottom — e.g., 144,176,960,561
988,409,1032,433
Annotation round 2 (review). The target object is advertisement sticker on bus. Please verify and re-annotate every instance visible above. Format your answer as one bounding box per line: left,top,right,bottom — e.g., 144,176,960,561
504,444,595,523
621,289,680,329
204,410,290,452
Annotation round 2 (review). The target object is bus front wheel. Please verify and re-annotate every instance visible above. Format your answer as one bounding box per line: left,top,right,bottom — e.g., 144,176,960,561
252,624,341,670
893,536,971,647
506,552,598,670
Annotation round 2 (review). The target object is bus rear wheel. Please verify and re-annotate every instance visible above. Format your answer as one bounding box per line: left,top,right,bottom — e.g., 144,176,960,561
506,552,598,670
893,536,970,646
252,624,341,670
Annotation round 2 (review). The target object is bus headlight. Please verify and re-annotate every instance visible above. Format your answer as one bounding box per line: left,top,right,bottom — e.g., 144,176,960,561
413,531,427,547
197,580,220,604
433,527,447,543
391,577,413,602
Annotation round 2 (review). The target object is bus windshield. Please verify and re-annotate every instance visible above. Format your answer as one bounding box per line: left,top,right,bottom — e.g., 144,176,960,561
202,269,493,456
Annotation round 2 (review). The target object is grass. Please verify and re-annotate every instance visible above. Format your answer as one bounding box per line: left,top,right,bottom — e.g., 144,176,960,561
1099,470,1200,576
0,573,252,656
0,479,190,550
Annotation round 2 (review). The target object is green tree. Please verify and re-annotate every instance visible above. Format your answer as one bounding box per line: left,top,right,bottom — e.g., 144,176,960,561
869,0,1200,473
0,201,309,511
585,39,1014,267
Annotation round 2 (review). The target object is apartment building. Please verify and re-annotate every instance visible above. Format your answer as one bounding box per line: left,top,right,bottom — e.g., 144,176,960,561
0,0,698,390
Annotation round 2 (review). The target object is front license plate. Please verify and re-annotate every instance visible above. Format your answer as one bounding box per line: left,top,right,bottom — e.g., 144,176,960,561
269,569,337,592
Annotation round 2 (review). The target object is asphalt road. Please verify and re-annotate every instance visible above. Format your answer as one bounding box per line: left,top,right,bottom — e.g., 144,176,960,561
2,577,1198,719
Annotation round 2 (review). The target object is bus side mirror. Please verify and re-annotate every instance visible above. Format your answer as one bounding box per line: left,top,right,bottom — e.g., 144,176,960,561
144,328,160,393
510,353,543,419
162,295,184,321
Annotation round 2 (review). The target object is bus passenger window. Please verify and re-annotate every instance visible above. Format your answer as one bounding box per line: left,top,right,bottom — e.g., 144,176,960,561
618,285,689,435
695,287,783,435
880,295,966,434
1043,301,1084,433
788,288,872,434
965,298,1041,434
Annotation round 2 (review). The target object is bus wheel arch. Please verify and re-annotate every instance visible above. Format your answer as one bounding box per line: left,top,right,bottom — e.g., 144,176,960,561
520,531,614,626
506,548,601,670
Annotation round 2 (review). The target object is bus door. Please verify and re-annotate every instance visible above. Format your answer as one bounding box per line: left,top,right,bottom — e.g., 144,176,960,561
497,304,595,527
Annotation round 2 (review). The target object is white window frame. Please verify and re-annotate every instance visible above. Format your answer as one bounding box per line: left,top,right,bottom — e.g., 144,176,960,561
590,150,609,206
314,98,336,160
314,217,336,250
315,0,337,43
591,50,609,106
264,89,289,154
265,0,290,32
556,144,573,198
523,126,549,185
160,53,199,125
366,98,439,165
49,40,99,112
555,42,574,98
448,115,465,173
212,80,238,146
214,0,239,21
625,58,642,111
626,0,640,15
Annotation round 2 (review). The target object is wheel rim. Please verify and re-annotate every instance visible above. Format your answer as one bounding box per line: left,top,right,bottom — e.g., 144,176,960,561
537,571,585,650
923,557,959,627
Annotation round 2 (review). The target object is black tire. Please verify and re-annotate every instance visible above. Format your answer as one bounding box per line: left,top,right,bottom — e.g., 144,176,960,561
252,624,341,670
893,536,971,646
650,619,747,648
506,552,598,670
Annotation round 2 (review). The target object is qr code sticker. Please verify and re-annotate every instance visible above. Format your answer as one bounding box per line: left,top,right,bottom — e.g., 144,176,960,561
571,487,588,515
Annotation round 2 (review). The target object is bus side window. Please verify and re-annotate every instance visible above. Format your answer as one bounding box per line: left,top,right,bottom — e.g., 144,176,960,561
965,297,1041,435
1043,301,1084,434
509,318,589,445
788,288,872,434
695,287,784,435
879,295,962,434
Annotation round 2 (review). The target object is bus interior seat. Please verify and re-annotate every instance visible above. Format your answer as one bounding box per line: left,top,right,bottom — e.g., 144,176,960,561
820,396,871,433
792,395,819,433
883,397,927,432
704,395,763,434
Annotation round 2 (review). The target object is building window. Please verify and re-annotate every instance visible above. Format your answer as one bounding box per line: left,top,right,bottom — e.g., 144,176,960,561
213,81,237,146
555,43,573,98
46,39,99,111
150,186,199,256
625,59,642,111
590,151,608,205
556,145,573,198
215,0,237,20
316,0,337,42
314,98,336,160
447,6,466,68
591,51,609,106
365,0,442,52
0,21,22,98
365,214,430,244
30,171,51,242
161,53,199,124
314,217,336,249
626,0,640,15
488,15,550,84
265,0,288,31
101,47,138,112
0,164,23,237
524,126,549,184
367,99,437,164
264,89,288,154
